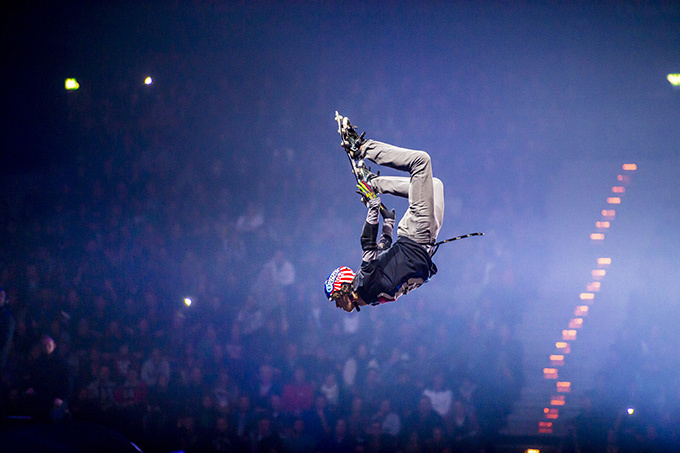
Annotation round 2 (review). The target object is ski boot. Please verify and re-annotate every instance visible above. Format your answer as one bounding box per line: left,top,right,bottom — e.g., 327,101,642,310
354,160,377,186
335,111,366,159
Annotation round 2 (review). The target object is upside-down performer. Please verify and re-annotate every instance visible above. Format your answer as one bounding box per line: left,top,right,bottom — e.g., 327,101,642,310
324,114,445,312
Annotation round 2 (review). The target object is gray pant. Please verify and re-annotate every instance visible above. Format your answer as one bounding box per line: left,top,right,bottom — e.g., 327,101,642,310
362,140,444,246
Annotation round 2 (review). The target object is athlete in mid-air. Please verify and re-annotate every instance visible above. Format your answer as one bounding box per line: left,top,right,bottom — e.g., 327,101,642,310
324,114,445,312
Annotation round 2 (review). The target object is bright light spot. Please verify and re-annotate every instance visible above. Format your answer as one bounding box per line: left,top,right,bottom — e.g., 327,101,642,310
602,209,616,218
618,174,631,184
562,329,577,341
144,76,153,85
550,396,565,406
184,297,193,307
65,78,80,90
527,449,541,453
622,163,637,171
575,305,589,316
543,368,558,379
627,407,635,415
667,74,680,86
596,221,610,229
612,186,625,193
556,381,571,393
592,269,606,278
538,421,553,433
555,342,571,353
590,233,605,240
586,282,601,292
569,318,584,329
544,408,559,419
597,257,612,265
580,293,594,300
607,197,621,204
550,355,565,365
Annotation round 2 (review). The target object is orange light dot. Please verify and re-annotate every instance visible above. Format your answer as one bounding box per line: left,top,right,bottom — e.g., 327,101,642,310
612,186,625,193
590,233,605,240
544,368,558,379
569,318,584,329
551,396,566,406
586,282,601,292
562,330,577,341
580,293,594,300
592,269,606,278
607,197,621,204
597,257,612,265
622,163,637,171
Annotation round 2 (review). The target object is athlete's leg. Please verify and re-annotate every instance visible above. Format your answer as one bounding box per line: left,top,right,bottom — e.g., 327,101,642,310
362,140,444,245
432,177,444,241
372,175,444,241
372,176,409,198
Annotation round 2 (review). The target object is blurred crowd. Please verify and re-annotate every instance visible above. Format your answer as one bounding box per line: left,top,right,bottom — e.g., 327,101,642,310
2,3,679,452
563,301,680,453
0,51,534,452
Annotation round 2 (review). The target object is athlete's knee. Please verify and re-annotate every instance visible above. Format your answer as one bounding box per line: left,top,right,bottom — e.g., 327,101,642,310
433,177,443,192
410,151,432,172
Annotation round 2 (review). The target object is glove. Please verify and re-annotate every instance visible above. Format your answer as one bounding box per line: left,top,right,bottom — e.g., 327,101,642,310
380,207,395,220
356,181,377,205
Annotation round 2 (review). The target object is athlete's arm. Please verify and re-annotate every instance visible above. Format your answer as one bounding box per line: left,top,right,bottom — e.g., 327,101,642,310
377,207,395,251
360,196,381,262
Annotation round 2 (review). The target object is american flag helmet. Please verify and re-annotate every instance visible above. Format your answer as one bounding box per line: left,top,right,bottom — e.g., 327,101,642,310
324,266,356,300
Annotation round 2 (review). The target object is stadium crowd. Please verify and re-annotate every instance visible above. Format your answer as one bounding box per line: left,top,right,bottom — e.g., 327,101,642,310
4,3,680,452
0,52,531,452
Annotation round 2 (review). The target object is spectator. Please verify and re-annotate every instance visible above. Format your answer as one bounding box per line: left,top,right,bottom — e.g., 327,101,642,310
343,344,373,389
213,369,240,411
114,368,148,409
209,416,239,452
423,371,454,419
112,343,134,383
140,347,171,388
365,419,398,452
402,395,445,447
236,202,265,234
303,393,335,444
251,415,284,452
24,335,71,421
257,250,296,291
232,394,256,443
448,400,479,452
0,288,16,373
347,395,369,441
85,364,117,414
281,366,314,416
372,398,401,438
318,418,356,453
251,363,282,409
282,417,317,453
319,371,341,409
423,425,451,453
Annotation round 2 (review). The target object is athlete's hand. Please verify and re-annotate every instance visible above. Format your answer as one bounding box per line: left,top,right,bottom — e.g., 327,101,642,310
356,181,376,200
